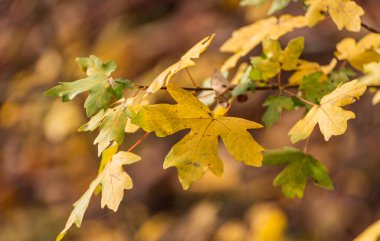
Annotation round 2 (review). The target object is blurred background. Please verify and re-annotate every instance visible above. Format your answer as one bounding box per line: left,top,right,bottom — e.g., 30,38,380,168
0,0,380,240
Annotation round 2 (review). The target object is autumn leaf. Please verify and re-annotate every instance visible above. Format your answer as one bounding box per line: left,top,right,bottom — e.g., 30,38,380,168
220,15,308,71
264,147,333,198
56,150,140,241
335,34,380,71
250,37,304,81
100,151,141,211
353,219,380,241
300,72,339,104
262,96,295,128
94,103,127,155
146,34,215,94
45,55,133,117
360,62,380,105
289,79,366,143
305,0,364,32
132,84,264,189
289,59,337,85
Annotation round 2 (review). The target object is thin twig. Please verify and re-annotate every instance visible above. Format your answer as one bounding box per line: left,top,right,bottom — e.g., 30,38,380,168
283,89,317,106
127,132,151,152
361,22,380,33
185,69,200,88
225,97,237,115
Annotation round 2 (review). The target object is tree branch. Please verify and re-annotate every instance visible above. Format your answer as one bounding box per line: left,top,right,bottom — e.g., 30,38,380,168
136,84,380,92
361,22,380,34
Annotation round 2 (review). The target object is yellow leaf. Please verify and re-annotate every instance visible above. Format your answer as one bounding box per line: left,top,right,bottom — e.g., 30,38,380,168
335,34,380,70
133,84,264,189
305,0,364,32
360,62,380,105
146,34,215,94
289,59,337,85
100,151,141,211
220,15,307,71
289,79,366,143
354,219,380,241
56,151,140,240
56,178,100,241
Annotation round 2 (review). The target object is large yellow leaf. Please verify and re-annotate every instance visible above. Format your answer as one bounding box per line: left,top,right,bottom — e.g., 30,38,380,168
220,15,307,71
132,84,264,189
335,34,380,71
146,34,215,94
305,0,364,32
354,220,380,241
289,79,366,143
56,151,140,241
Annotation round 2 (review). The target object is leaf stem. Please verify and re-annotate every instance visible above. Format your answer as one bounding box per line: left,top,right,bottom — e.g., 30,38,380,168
127,132,151,152
185,69,200,88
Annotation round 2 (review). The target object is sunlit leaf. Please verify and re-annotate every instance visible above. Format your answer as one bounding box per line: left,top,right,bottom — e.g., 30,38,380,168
289,79,366,143
360,62,380,105
132,84,264,189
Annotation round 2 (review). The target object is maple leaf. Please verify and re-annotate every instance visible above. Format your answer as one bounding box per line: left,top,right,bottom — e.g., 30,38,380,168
94,103,128,155
360,62,380,105
146,34,214,94
250,37,304,81
45,55,133,117
262,96,295,128
220,15,308,71
300,72,339,105
264,147,333,198
305,0,364,32
56,150,140,241
289,59,337,85
289,79,367,143
335,33,380,71
132,84,264,189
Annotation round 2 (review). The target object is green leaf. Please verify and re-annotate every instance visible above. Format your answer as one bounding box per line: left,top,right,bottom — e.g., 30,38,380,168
240,0,269,6
94,104,127,156
262,96,294,128
232,66,254,97
78,109,105,132
300,72,336,104
280,37,304,70
268,0,293,14
264,147,334,198
45,55,131,117
329,68,356,83
250,57,281,81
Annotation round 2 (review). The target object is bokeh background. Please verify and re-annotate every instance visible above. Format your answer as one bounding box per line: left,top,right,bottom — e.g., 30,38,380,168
1,0,380,240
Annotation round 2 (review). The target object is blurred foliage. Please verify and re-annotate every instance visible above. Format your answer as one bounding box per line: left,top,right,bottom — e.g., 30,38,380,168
0,0,380,241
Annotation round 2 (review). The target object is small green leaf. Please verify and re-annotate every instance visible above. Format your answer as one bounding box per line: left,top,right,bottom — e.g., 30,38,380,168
232,66,254,97
300,72,336,104
262,96,294,128
240,0,268,6
94,104,127,156
264,147,334,198
78,109,105,132
280,37,304,70
45,55,130,117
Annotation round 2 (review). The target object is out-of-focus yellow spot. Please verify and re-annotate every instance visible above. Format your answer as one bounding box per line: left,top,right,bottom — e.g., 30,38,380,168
246,203,287,241
135,214,172,241
213,220,247,241
43,100,83,142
